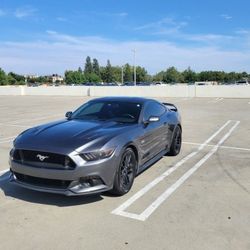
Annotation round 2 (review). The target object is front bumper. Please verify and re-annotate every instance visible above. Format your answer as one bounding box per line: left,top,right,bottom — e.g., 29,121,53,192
10,173,110,196
9,152,118,196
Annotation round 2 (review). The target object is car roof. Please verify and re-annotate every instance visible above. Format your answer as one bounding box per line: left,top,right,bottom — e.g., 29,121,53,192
90,96,156,104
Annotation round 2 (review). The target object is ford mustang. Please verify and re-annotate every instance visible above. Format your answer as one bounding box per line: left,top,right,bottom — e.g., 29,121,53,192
9,97,182,196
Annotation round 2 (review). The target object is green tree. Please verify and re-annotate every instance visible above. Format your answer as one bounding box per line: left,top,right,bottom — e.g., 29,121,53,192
123,63,132,82
7,74,16,85
197,71,209,81
182,67,197,83
27,77,36,84
114,66,124,83
84,56,93,75
214,71,226,82
92,58,100,77
223,72,241,83
8,72,25,83
85,72,101,83
197,71,224,82
103,60,114,83
136,66,147,82
0,68,6,85
153,71,165,82
65,70,85,84
241,71,248,78
145,74,153,82
36,76,47,83
163,67,181,83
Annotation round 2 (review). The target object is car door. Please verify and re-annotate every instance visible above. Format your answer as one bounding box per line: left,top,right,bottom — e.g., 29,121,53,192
139,101,169,165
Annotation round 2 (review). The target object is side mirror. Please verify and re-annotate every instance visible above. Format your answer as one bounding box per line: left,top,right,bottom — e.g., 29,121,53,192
143,116,160,126
65,111,73,119
148,116,160,122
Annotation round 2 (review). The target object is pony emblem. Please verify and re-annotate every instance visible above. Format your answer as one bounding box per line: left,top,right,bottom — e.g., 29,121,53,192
36,154,49,161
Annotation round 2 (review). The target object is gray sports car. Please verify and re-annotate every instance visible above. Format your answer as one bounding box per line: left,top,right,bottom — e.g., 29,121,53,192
9,97,182,196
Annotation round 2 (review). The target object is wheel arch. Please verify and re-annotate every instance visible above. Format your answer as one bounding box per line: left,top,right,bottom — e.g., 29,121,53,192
177,123,182,132
121,142,140,171
170,123,182,146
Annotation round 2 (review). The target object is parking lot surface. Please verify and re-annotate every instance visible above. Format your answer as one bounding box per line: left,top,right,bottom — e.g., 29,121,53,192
0,96,250,250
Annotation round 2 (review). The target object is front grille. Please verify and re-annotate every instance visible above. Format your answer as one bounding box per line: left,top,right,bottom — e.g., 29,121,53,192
13,172,71,189
12,149,76,170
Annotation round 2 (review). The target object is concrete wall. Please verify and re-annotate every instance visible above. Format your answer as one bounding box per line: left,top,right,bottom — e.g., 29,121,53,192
23,86,90,96
90,85,195,97
0,86,90,96
0,85,249,98
0,86,22,95
195,85,250,98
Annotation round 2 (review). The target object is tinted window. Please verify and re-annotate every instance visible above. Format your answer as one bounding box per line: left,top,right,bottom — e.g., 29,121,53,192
78,102,103,115
71,101,142,123
144,101,166,120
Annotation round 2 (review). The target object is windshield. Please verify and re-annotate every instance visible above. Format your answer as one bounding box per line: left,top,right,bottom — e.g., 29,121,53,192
71,101,142,123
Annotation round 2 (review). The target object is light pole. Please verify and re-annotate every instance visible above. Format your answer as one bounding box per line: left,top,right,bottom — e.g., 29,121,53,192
132,49,136,86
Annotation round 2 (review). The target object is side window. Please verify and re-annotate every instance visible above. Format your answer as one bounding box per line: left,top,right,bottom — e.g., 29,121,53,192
79,102,104,115
143,101,166,120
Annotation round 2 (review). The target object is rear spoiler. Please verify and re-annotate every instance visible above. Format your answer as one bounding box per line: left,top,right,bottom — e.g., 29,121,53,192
162,102,178,112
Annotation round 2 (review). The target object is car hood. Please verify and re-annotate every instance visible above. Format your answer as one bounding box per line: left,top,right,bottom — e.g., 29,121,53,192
14,119,136,154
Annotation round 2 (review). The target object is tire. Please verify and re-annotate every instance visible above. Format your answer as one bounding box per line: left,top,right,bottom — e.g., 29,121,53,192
168,126,182,156
111,148,137,196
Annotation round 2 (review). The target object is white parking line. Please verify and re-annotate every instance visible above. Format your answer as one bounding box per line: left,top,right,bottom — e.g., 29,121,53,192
0,136,16,144
7,114,62,125
111,120,234,220
183,141,250,152
0,139,13,144
0,123,31,128
136,121,240,221
0,136,16,140
209,98,218,103
0,115,63,144
174,98,192,103
209,98,223,103
113,120,240,221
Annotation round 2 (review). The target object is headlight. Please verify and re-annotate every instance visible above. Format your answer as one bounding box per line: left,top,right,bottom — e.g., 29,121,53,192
80,148,115,161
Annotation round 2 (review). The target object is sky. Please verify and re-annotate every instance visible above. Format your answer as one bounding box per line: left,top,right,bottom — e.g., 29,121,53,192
0,0,250,75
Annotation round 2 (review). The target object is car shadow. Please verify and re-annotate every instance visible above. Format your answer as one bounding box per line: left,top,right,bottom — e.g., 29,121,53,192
0,172,103,207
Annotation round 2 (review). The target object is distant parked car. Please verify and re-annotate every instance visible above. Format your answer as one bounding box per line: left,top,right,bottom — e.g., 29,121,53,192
235,80,249,85
82,82,95,86
103,82,118,86
122,82,135,86
28,83,39,87
81,82,102,86
154,82,164,85
136,82,151,86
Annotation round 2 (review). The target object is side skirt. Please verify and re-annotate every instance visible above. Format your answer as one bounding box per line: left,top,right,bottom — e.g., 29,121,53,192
137,149,168,175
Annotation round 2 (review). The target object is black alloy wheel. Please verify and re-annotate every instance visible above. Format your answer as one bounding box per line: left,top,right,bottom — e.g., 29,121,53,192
111,148,137,195
168,126,182,156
